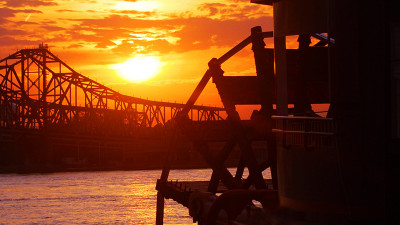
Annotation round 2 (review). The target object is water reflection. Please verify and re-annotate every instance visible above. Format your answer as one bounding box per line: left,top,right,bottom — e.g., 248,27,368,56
0,168,271,224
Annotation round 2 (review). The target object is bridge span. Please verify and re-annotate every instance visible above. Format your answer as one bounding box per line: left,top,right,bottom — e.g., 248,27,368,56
0,45,225,172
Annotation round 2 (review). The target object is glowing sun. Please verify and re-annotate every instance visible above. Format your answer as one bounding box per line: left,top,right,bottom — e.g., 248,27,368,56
111,56,163,83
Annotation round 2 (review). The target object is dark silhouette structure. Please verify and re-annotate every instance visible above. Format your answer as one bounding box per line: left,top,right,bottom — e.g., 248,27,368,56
0,45,225,171
156,0,398,224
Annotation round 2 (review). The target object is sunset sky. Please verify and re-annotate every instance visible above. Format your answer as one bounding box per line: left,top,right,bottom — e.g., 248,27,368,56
0,0,274,108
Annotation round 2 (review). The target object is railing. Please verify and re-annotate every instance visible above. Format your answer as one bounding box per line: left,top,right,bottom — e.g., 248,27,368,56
272,116,337,148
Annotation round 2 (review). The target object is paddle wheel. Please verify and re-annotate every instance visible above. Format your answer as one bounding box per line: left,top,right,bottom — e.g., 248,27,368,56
155,26,278,224
155,21,335,222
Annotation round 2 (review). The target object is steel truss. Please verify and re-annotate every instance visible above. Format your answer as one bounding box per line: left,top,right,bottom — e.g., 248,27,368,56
0,45,224,135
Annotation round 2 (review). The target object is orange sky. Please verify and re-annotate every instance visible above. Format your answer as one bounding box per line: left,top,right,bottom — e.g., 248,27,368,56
0,0,273,109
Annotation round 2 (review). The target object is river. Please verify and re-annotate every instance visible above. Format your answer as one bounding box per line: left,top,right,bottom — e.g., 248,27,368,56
0,169,270,224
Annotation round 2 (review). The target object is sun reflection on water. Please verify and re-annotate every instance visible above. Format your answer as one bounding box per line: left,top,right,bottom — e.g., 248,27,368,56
0,169,271,224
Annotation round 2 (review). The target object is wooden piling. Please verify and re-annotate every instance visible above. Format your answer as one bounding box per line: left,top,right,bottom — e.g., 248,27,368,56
156,192,164,225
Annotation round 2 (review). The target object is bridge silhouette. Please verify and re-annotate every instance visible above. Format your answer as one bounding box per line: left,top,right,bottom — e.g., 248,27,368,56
0,44,224,130
0,44,225,171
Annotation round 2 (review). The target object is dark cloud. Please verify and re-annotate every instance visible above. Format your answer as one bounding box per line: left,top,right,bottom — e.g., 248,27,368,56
0,8,42,17
14,21,39,25
40,25,65,31
0,8,17,18
0,27,27,36
67,44,84,49
4,0,58,7
0,8,42,24
41,19,58,25
0,36,38,46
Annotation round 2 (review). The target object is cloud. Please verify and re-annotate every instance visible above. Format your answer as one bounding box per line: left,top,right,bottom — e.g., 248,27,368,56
56,9,81,13
0,8,43,17
198,3,228,17
14,21,39,25
64,11,272,54
0,0,273,67
0,7,42,24
0,8,18,18
147,78,204,86
0,36,38,46
67,43,85,49
172,17,272,51
0,27,27,36
109,10,156,18
197,1,272,20
39,25,65,31
3,0,58,7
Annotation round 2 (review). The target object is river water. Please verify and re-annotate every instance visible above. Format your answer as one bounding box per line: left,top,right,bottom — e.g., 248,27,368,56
0,169,270,224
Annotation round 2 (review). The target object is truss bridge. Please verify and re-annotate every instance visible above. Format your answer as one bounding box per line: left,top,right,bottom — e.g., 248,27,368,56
0,45,225,172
